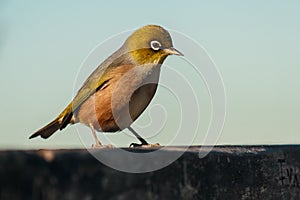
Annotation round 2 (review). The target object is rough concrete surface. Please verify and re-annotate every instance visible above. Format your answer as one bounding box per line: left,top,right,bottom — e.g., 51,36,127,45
0,145,300,200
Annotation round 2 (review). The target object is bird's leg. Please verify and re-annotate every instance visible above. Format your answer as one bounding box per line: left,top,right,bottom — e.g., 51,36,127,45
89,124,102,148
128,127,148,145
128,127,160,148
89,124,113,148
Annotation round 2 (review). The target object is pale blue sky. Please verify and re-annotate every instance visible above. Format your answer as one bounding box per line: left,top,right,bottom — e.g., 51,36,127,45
0,1,299,149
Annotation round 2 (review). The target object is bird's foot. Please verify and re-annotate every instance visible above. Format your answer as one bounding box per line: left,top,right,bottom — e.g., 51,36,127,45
92,143,114,149
129,143,160,148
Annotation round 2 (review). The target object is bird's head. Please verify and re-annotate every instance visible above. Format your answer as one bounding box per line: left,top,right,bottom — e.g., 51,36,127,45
124,25,183,66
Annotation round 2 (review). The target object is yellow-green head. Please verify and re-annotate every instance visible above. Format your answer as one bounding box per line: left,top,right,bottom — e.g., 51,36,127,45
124,25,183,65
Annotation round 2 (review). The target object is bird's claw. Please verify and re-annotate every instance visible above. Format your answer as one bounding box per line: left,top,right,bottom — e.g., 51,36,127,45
92,143,114,149
129,143,160,148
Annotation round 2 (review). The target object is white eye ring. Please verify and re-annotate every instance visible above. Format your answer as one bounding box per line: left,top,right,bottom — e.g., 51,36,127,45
150,40,161,51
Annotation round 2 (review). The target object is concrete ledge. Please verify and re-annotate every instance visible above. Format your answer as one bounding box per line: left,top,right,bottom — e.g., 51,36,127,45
0,145,300,199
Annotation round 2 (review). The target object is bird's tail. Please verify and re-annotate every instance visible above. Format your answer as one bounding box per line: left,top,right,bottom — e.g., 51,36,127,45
29,103,73,139
29,118,62,139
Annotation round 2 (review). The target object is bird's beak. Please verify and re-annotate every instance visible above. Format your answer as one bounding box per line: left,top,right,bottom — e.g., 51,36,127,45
164,47,184,56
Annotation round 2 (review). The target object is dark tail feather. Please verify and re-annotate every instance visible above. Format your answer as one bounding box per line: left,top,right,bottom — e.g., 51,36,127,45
29,118,61,139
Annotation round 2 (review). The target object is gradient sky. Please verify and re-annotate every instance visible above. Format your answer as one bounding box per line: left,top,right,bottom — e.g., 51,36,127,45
0,1,299,149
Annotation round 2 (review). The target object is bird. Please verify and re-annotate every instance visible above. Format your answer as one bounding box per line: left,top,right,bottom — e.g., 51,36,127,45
29,24,183,148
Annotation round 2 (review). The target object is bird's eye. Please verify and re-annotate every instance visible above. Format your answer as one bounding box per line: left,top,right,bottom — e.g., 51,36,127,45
150,40,162,51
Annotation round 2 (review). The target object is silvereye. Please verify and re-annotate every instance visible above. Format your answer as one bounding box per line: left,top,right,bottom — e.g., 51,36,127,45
29,25,183,147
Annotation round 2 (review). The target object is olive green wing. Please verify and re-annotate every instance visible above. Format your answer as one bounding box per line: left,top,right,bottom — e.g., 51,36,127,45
58,54,122,130
59,47,127,129
59,65,111,129
74,70,110,109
